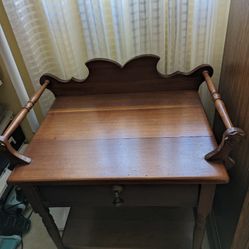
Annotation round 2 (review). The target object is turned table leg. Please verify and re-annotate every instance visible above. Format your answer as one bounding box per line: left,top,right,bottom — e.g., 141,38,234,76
192,184,216,249
22,185,66,249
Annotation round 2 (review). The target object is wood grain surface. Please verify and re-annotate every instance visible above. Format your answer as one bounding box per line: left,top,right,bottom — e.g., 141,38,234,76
9,91,228,184
211,0,249,248
39,184,198,207
230,185,249,249
40,55,213,96
6,56,229,249
35,92,212,140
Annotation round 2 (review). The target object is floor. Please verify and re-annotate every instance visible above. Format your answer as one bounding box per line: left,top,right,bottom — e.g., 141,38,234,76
18,208,211,249
19,213,56,249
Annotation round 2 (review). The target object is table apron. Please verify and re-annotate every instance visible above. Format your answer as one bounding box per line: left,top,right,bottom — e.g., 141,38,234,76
37,184,199,208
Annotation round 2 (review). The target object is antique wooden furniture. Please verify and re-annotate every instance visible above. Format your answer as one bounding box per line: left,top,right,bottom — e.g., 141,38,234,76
1,55,244,249
208,1,249,248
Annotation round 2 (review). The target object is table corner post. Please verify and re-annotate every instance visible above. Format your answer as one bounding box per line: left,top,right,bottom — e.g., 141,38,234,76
21,185,66,249
192,184,216,249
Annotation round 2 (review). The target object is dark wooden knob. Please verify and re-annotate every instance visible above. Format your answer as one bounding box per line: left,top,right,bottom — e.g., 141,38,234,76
112,185,124,207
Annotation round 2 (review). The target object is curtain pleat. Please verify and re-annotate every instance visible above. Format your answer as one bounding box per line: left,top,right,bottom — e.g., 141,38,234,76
3,0,230,116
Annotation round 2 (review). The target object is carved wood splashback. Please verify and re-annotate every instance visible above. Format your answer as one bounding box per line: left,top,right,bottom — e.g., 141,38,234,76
40,55,213,96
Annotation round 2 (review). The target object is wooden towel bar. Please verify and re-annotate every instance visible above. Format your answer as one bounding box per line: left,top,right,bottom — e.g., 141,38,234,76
202,71,245,167
0,80,49,167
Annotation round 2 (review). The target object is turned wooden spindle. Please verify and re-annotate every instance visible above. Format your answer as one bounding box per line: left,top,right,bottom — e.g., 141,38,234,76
3,80,50,140
202,71,233,129
203,71,245,167
0,80,49,168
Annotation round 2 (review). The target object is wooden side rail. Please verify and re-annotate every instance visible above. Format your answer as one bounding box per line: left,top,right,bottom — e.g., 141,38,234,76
0,80,49,169
203,71,245,168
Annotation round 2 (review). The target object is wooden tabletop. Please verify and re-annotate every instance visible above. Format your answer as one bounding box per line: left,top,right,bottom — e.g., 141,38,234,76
9,91,228,184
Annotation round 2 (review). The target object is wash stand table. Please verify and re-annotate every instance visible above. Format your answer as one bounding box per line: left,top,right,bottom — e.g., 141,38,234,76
2,55,244,249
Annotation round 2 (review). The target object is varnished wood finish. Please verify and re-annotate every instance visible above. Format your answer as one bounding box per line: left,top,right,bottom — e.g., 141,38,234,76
21,186,65,249
205,127,245,169
40,55,213,96
39,185,199,207
203,71,245,166
9,91,228,184
40,92,212,139
3,80,49,139
230,186,249,249
6,56,233,249
210,1,249,248
202,71,233,129
0,80,49,168
193,184,216,249
10,137,228,184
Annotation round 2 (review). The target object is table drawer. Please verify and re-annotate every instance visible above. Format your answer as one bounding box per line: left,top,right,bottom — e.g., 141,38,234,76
39,184,199,207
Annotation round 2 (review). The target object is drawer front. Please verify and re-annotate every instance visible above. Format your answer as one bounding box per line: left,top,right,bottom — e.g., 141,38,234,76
39,184,199,208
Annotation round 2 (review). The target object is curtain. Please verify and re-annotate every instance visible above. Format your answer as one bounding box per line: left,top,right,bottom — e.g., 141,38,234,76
3,0,230,118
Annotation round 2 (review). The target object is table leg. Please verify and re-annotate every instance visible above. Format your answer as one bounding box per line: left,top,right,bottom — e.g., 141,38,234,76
192,184,216,249
22,185,66,249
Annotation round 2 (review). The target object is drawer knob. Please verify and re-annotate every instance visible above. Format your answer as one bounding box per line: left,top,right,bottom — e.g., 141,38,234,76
112,185,124,207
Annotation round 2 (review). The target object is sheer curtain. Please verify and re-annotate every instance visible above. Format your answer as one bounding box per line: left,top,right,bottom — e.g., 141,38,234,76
3,0,230,118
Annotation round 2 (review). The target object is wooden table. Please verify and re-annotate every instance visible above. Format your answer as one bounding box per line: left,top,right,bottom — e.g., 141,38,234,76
2,55,244,249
